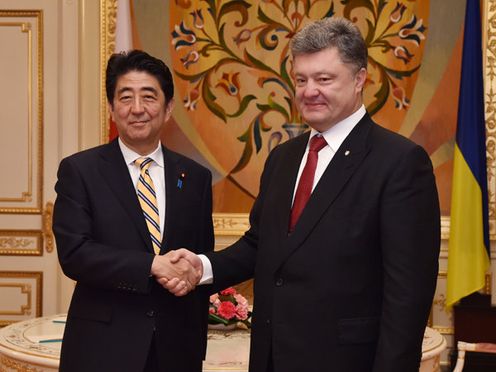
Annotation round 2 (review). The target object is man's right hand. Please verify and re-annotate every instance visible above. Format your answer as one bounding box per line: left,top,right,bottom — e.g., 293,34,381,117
152,249,204,296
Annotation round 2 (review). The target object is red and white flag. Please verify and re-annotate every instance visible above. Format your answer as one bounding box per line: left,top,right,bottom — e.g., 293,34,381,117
109,0,140,140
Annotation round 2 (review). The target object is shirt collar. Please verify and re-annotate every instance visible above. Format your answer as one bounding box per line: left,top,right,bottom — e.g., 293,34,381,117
118,138,164,168
309,104,366,152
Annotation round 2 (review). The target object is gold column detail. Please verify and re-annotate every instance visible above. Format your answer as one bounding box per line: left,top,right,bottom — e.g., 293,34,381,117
485,0,496,236
100,0,117,143
42,202,54,253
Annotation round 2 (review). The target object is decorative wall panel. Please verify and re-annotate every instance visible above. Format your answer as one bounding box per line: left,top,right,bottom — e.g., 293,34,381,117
0,230,43,256
0,271,42,327
0,10,43,214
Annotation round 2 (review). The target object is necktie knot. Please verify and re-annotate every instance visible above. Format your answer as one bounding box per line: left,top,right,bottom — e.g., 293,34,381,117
309,135,327,153
135,157,153,172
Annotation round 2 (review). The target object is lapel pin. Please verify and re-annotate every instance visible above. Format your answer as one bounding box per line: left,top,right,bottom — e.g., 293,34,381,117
345,150,351,156
177,172,185,189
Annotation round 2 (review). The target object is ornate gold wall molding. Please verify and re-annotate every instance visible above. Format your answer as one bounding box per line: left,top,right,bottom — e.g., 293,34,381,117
0,284,31,316
0,230,42,256
485,0,496,236
431,326,454,336
0,354,45,372
213,213,250,236
100,0,117,143
0,272,42,327
41,202,53,253
0,10,43,214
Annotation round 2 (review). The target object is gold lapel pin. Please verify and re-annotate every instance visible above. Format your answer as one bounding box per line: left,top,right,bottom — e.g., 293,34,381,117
345,150,350,156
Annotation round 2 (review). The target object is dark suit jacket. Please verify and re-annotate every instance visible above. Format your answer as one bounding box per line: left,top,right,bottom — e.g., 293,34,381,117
206,114,440,372
53,139,214,372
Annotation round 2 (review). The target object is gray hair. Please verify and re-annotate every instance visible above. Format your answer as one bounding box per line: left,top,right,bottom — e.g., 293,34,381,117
290,17,368,73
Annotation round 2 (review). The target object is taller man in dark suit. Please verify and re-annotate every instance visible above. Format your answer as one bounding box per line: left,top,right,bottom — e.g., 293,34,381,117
167,17,440,372
53,50,214,372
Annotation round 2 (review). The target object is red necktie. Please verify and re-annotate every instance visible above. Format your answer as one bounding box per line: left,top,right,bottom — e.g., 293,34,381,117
289,135,328,232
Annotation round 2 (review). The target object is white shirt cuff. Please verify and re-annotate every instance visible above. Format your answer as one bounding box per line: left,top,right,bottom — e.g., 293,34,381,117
198,254,213,285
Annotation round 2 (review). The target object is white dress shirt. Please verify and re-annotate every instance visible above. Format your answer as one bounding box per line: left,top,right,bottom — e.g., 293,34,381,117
118,138,166,236
292,104,366,204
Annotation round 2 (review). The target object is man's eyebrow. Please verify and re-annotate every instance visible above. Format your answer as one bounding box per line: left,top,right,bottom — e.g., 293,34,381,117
141,86,159,95
116,86,159,95
116,87,132,95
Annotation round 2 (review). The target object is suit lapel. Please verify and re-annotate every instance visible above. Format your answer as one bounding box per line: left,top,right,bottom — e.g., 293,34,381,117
98,140,153,252
273,132,310,242
162,146,183,253
274,115,373,270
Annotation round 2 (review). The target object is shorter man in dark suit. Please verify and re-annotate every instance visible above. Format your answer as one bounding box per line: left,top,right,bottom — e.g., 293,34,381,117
53,50,213,372
166,17,440,372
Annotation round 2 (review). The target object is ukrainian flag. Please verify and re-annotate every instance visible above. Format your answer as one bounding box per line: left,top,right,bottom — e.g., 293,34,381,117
446,0,490,308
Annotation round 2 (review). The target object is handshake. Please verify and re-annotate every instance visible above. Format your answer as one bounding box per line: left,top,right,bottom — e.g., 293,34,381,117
150,248,203,296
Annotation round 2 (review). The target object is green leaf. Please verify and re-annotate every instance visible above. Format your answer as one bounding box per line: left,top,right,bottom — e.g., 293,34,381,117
254,117,262,153
324,2,335,18
244,49,277,75
364,18,375,45
218,23,227,49
231,122,254,174
209,313,229,325
367,67,390,116
175,69,208,83
256,100,290,122
202,79,227,122
226,94,257,118
383,64,420,79
280,55,294,93
257,7,288,31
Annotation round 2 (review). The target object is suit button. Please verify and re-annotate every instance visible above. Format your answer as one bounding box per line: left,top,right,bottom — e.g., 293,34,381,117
275,278,283,287
146,310,155,317
266,319,271,325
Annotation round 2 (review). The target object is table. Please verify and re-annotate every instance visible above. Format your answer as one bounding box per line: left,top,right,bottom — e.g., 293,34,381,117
0,315,445,371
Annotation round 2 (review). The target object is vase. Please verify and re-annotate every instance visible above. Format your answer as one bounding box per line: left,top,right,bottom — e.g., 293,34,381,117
208,323,237,331
282,122,309,139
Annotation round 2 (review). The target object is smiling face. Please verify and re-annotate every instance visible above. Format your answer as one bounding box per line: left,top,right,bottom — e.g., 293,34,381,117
293,47,366,132
109,70,174,155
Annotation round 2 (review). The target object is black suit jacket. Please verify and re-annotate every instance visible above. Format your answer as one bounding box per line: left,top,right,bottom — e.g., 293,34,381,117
53,139,214,372
207,114,440,372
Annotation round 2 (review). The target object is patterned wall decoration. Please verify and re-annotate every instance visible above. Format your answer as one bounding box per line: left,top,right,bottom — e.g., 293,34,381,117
167,0,432,209
102,1,495,223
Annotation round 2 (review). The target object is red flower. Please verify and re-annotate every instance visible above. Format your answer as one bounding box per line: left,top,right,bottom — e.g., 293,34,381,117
217,301,237,320
220,287,237,296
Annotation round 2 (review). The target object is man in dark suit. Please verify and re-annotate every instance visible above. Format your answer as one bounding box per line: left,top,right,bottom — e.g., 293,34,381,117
167,17,440,372
53,50,214,372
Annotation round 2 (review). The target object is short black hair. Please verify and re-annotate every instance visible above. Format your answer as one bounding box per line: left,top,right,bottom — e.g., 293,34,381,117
106,50,174,106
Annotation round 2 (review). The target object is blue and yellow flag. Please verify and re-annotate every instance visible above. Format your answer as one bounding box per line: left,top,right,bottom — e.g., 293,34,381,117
446,0,490,308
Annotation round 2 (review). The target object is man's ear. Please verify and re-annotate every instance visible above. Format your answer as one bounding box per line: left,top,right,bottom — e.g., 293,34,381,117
355,68,367,92
108,101,115,121
164,98,175,122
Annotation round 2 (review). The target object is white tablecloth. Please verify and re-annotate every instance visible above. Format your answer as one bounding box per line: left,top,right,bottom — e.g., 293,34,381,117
0,315,445,372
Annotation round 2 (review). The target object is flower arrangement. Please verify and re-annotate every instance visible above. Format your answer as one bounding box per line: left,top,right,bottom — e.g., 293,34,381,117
209,287,251,328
